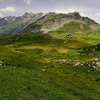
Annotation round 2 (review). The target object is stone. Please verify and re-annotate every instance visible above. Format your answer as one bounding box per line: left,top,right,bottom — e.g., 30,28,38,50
74,62,80,66
41,69,46,72
95,62,100,69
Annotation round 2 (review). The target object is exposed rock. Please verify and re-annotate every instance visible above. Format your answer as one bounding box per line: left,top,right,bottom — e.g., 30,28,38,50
30,25,42,33
82,17,97,25
41,69,46,72
74,62,80,66
0,61,3,66
66,34,73,38
54,57,100,71
88,57,100,70
67,12,82,20
95,62,100,69
55,59,68,63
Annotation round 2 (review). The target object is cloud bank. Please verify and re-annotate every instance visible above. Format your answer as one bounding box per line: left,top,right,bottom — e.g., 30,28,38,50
1,7,15,13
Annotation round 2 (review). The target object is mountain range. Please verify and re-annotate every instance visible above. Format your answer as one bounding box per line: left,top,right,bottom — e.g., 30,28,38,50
0,12,44,35
0,12,100,35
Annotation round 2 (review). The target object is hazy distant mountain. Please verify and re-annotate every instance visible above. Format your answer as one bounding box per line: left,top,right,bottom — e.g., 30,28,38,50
0,12,99,35
0,12,44,35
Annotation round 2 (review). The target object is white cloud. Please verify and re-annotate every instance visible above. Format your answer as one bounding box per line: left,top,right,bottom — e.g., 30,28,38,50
27,0,31,4
54,8,76,14
1,7,15,13
54,9,68,14
95,13,100,16
68,8,86,13
67,8,76,12
0,0,3,2
54,7,86,14
0,13,3,17
80,13,87,17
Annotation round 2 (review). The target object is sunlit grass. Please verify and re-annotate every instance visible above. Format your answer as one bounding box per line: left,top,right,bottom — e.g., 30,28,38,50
0,33,100,99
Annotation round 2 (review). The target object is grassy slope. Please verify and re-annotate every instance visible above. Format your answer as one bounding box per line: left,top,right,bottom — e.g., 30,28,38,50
0,65,100,100
0,33,100,99
49,21,91,39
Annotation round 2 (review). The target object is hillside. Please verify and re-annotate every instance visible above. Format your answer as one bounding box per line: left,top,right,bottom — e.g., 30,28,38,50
0,12,100,99
0,33,100,99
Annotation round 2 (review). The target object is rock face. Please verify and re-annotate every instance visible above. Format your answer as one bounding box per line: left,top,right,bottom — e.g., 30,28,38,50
54,57,100,71
82,17,97,25
89,57,100,70
0,61,3,66
67,12,82,20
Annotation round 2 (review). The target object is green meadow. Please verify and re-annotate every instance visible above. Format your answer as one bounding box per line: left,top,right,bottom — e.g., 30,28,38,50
0,31,100,100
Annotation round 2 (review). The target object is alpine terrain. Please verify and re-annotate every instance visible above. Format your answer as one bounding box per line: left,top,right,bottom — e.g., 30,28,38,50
0,12,100,100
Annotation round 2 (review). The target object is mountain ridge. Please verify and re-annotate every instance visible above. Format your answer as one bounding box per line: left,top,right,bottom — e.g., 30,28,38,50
22,12,100,34
0,12,44,35
0,12,99,35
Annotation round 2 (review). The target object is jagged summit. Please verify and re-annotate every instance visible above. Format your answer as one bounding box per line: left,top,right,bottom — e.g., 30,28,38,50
67,12,82,20
0,12,44,35
22,12,44,18
22,12,35,18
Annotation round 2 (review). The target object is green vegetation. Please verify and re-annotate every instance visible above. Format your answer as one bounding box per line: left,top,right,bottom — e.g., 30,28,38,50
0,32,100,100
49,21,91,39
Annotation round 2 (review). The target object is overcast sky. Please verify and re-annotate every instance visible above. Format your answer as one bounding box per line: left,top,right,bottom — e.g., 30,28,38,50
0,0,100,23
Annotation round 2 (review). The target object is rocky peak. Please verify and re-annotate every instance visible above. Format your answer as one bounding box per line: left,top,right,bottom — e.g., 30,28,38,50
67,12,82,20
4,16,16,23
0,16,15,27
35,13,45,18
82,17,97,25
0,18,9,27
22,12,36,18
22,12,44,19
46,12,56,16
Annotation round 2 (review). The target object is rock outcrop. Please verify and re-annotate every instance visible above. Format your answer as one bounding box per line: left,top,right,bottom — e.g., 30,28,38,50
54,57,100,71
